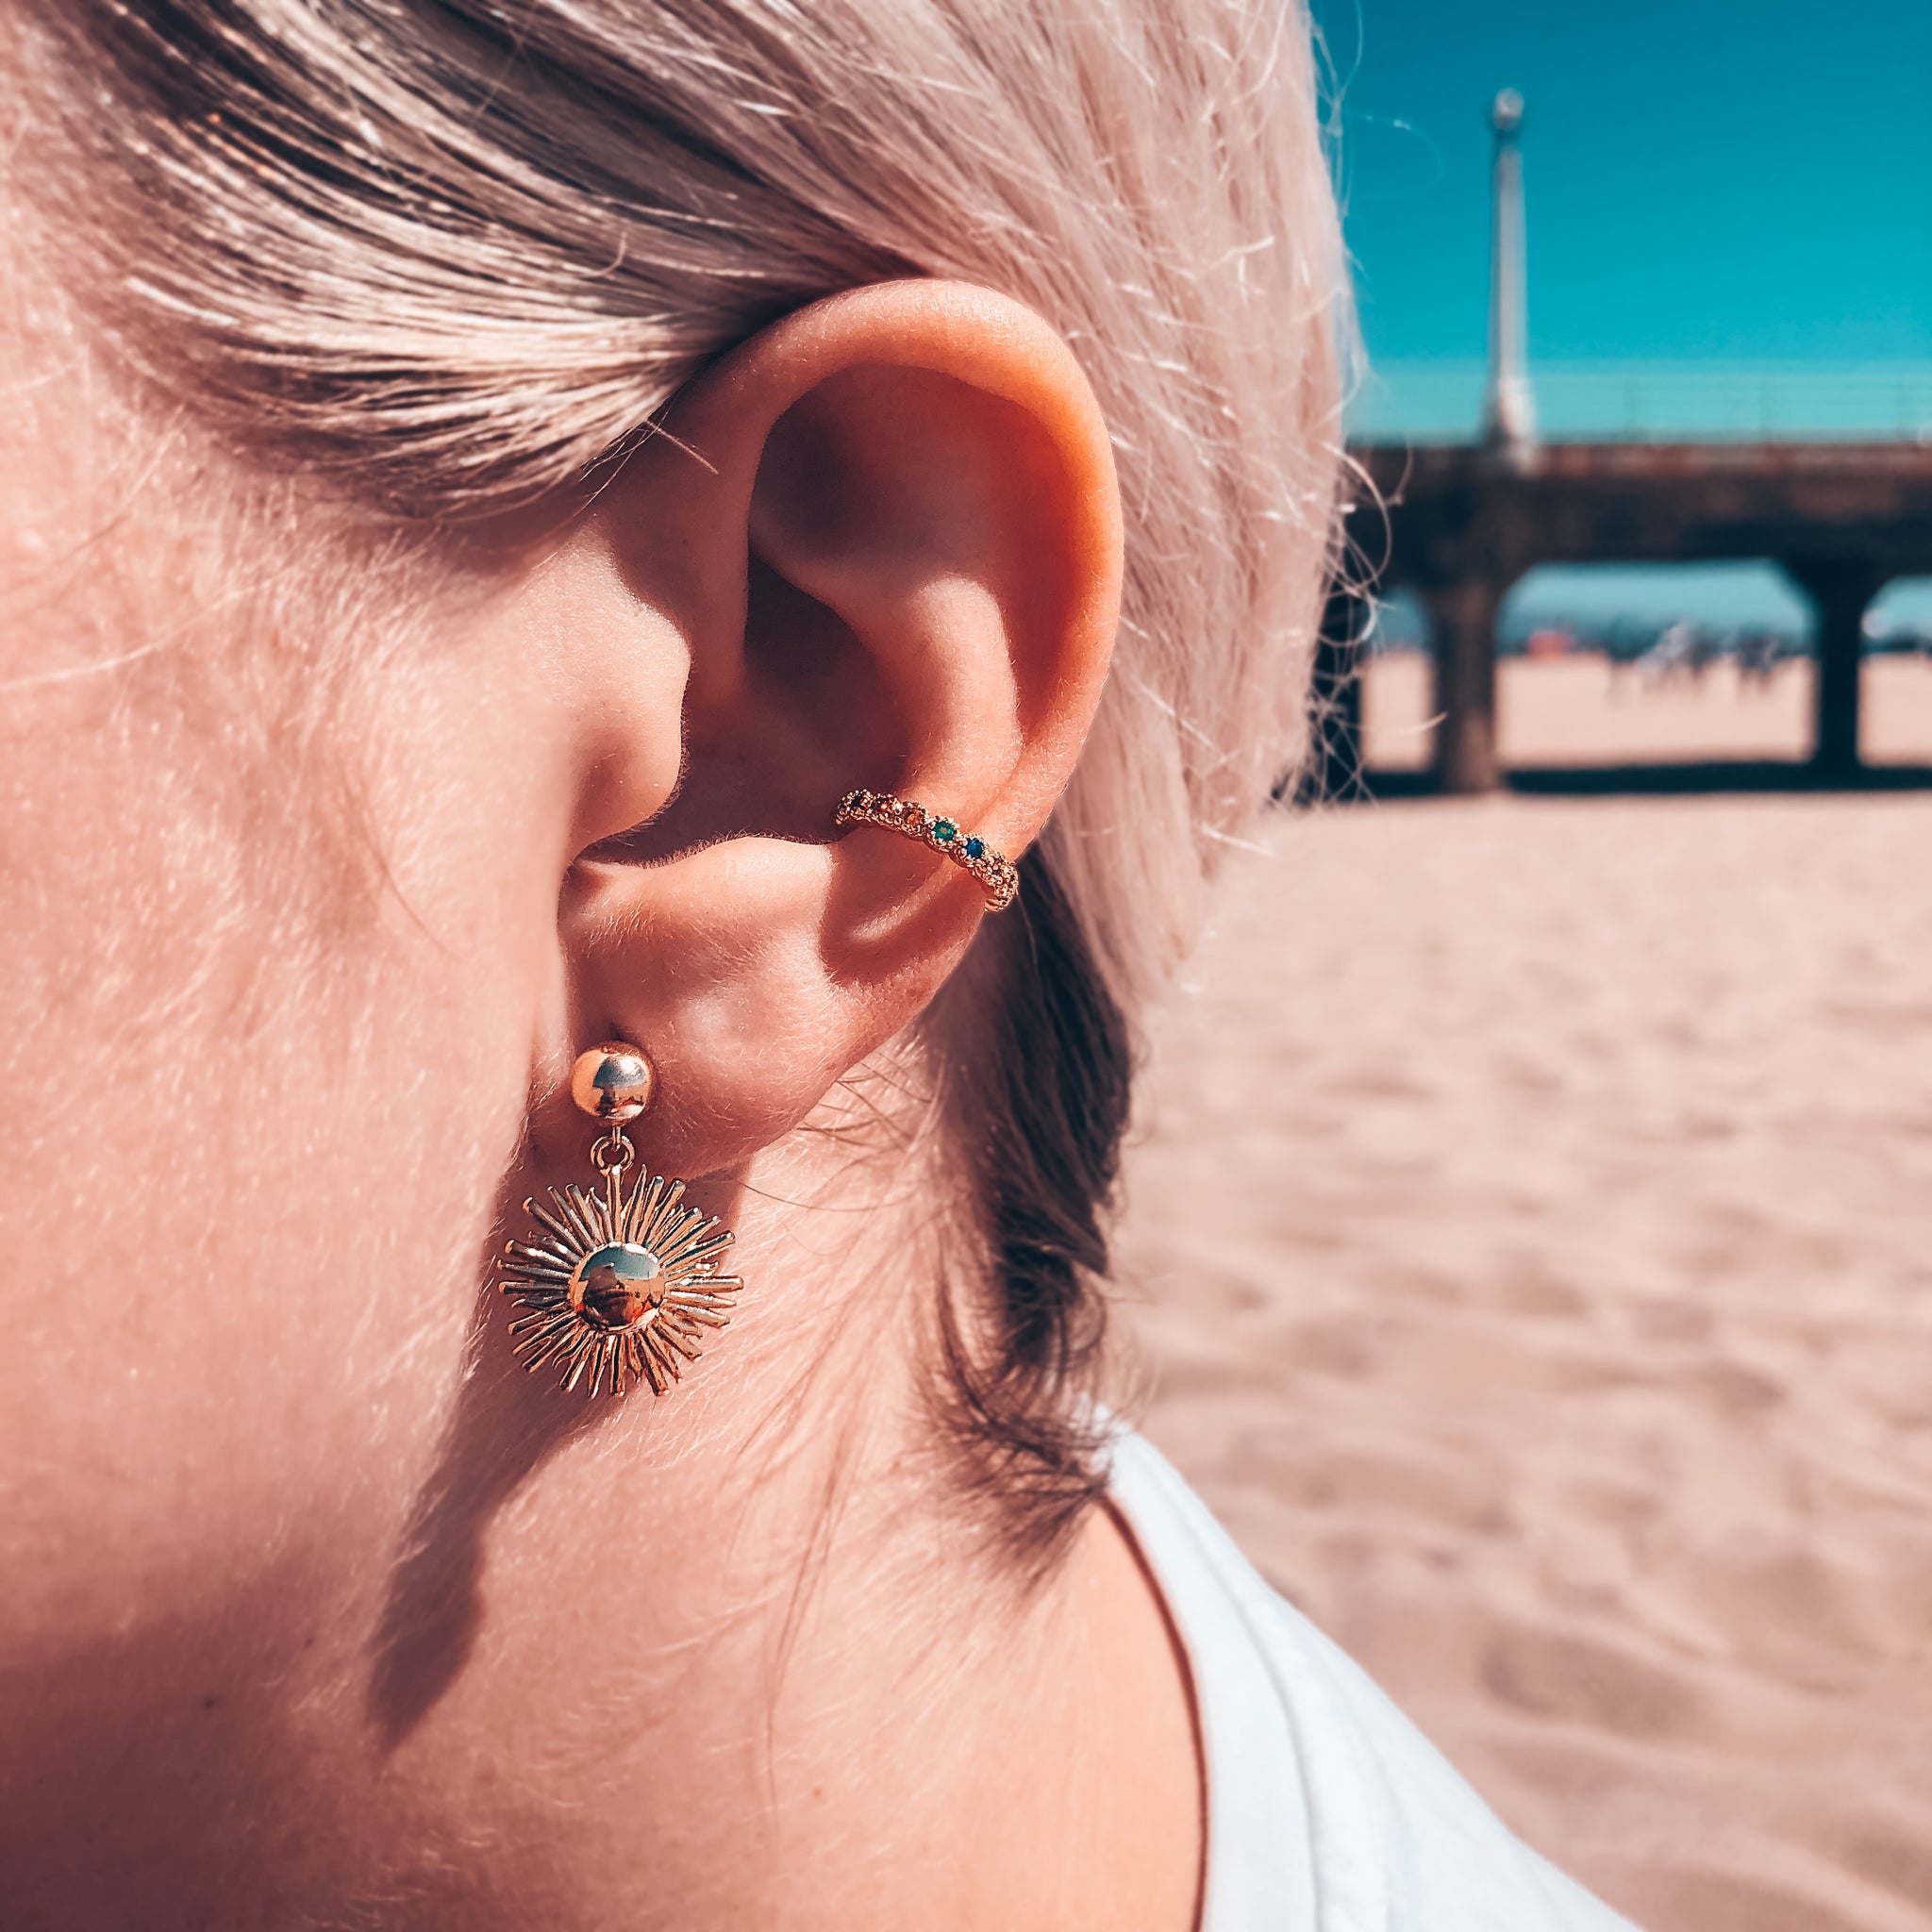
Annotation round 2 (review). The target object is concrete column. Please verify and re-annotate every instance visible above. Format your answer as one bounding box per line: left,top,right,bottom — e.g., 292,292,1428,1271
1789,560,1883,777
1423,578,1504,794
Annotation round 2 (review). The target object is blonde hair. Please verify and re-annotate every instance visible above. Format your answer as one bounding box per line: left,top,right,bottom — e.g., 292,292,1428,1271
27,0,1346,1540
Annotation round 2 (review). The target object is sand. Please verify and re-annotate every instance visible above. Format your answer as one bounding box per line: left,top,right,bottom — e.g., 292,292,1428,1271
1361,652,1932,771
1114,789,1932,1931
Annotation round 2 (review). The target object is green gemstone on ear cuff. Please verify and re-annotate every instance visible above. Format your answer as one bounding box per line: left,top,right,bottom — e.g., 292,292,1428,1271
932,818,958,843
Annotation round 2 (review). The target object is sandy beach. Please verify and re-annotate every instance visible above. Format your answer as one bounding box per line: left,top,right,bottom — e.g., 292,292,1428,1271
1116,775,1932,1929
1361,652,1932,771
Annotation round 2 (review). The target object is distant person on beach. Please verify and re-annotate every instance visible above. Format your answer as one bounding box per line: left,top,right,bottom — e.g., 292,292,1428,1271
1738,628,1781,688
1641,620,1709,688
0,4,1628,1927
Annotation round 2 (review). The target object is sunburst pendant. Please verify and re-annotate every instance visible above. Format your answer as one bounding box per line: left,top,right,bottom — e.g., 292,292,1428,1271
499,1162,741,1397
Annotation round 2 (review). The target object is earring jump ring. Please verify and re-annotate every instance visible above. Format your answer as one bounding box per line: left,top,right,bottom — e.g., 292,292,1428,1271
833,789,1019,912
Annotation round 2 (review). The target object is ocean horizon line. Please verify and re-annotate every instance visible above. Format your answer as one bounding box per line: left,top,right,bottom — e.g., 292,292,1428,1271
1349,358,1932,441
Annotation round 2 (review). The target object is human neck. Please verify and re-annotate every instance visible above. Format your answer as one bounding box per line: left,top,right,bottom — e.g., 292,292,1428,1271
331,1105,1203,1929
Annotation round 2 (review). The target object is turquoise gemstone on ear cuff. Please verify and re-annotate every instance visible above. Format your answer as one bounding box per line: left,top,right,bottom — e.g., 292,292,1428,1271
932,818,958,843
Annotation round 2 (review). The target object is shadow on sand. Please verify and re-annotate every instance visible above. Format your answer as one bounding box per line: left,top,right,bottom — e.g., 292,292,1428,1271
1357,759,1932,800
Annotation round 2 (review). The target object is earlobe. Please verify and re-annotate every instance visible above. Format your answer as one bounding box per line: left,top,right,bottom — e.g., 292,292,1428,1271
532,280,1121,1181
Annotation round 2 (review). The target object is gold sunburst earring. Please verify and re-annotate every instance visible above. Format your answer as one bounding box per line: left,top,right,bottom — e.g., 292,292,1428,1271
498,1042,742,1397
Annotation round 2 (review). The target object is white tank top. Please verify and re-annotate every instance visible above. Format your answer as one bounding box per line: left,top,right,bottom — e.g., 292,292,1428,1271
1107,1430,1638,1932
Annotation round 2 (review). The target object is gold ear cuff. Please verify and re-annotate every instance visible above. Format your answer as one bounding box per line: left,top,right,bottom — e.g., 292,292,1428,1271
833,790,1019,911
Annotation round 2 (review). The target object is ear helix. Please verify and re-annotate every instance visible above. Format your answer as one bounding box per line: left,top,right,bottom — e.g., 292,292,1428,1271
497,1041,742,1397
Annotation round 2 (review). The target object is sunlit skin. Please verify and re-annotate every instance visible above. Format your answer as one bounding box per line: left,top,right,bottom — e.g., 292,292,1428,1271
0,179,1204,1932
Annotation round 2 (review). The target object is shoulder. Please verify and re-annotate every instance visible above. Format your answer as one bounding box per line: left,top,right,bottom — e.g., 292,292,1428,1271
1105,1431,1639,1932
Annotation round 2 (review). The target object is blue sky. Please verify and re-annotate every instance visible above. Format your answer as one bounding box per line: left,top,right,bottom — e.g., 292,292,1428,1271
1316,3,1932,635
1316,0,1932,391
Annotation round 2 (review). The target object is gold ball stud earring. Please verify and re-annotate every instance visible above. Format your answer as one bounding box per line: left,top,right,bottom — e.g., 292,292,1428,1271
497,1041,742,1397
569,1040,656,1123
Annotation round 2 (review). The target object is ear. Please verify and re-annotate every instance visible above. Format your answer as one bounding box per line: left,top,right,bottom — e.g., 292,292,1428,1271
519,280,1121,1178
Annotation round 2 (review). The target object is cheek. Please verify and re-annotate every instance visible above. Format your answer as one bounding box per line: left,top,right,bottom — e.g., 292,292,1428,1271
0,620,560,1675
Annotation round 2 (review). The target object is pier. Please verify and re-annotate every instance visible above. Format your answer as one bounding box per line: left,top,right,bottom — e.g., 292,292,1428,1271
1331,92,1932,796
1345,439,1932,792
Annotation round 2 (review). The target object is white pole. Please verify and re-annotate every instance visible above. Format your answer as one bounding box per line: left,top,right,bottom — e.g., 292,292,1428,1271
1482,89,1537,461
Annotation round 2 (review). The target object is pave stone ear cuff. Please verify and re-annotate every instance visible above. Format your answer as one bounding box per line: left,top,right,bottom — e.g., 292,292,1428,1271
498,1042,742,1397
833,790,1019,910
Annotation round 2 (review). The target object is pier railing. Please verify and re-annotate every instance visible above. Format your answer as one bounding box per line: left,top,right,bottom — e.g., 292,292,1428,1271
1351,362,1932,446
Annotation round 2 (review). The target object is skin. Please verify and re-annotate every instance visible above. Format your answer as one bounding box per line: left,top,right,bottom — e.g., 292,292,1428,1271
0,214,1205,1932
